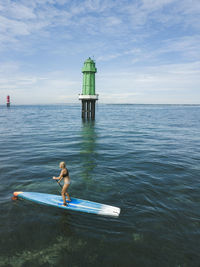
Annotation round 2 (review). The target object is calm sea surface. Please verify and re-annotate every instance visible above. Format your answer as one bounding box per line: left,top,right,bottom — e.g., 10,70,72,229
0,104,200,267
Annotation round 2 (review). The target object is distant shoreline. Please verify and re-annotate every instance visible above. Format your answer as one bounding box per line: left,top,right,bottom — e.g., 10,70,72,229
0,103,200,106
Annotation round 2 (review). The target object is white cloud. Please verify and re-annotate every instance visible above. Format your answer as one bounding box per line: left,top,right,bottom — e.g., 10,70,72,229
0,0,199,104
161,36,200,58
121,0,200,31
141,0,176,11
0,15,30,35
0,62,81,104
0,0,198,52
105,16,122,26
8,3,36,19
96,61,200,103
0,59,199,104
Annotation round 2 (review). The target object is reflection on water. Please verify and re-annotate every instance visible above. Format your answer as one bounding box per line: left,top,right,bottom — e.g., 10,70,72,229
80,120,97,184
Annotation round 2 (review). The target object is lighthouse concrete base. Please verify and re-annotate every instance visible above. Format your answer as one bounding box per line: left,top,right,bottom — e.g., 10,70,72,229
79,94,98,100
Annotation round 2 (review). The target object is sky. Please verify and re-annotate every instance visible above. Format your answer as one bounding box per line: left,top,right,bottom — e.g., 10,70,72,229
0,0,200,104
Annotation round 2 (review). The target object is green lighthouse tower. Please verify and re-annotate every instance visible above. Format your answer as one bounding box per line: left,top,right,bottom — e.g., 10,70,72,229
79,57,98,119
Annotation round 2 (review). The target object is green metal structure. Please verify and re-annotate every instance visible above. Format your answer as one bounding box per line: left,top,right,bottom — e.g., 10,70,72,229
79,58,98,119
82,57,97,95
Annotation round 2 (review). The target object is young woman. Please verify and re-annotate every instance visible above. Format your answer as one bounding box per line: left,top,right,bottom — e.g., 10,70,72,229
53,161,71,206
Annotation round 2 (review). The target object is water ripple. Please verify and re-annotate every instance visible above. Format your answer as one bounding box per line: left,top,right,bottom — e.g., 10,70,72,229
0,105,200,266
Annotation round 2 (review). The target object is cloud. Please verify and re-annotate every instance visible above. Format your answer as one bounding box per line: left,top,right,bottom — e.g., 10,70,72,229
0,62,81,104
0,0,199,52
98,33,200,67
0,0,199,104
161,36,200,57
0,59,199,104
121,0,200,32
96,60,200,103
7,2,36,19
0,15,30,36
141,0,176,10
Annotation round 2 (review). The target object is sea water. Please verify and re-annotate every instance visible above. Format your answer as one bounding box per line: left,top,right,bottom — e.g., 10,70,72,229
0,104,200,266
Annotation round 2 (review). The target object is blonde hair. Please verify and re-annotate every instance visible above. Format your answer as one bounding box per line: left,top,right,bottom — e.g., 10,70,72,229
60,161,66,168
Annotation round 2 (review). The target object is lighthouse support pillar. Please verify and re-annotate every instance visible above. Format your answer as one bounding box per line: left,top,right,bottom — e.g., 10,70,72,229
82,100,86,119
91,100,95,120
81,100,96,120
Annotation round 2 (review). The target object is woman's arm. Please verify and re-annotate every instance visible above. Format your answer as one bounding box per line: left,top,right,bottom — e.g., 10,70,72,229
53,170,64,183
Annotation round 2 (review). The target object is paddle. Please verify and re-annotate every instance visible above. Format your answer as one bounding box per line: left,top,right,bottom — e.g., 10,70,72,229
56,179,62,189
53,178,62,195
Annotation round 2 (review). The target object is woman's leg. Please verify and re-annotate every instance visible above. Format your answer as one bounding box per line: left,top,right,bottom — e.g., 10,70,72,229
65,191,71,202
61,184,71,205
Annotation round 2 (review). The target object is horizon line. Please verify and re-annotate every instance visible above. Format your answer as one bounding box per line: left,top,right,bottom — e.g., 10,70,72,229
1,103,200,106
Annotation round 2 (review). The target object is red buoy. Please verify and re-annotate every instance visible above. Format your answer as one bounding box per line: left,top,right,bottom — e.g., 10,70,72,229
7,95,10,107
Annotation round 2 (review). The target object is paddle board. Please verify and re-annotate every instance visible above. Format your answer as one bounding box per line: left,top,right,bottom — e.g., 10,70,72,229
13,192,120,217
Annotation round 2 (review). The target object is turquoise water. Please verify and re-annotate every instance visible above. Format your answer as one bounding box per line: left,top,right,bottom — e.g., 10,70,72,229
0,104,200,266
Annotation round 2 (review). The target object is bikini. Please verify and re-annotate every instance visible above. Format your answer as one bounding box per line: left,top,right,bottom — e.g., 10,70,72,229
63,169,70,185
